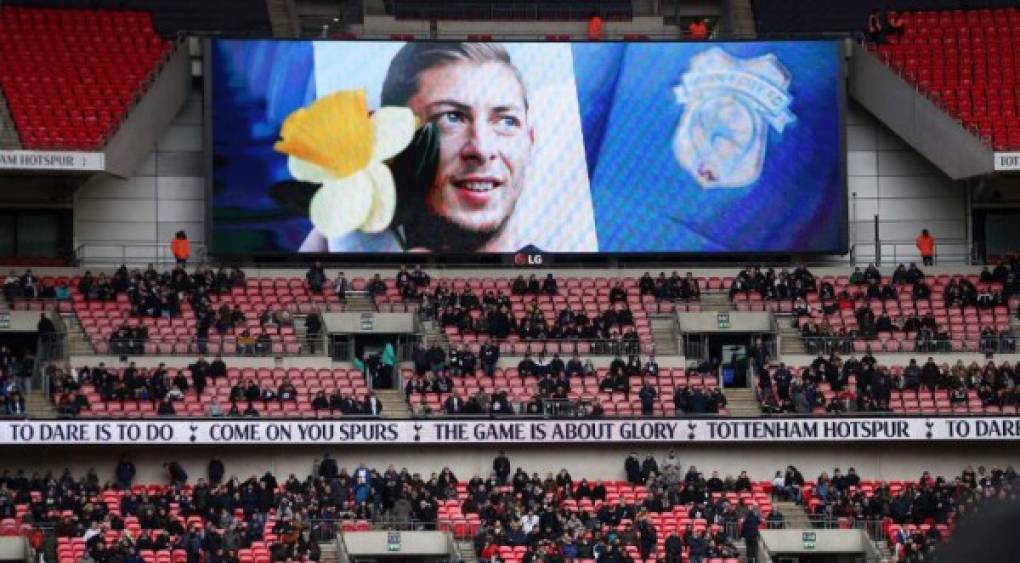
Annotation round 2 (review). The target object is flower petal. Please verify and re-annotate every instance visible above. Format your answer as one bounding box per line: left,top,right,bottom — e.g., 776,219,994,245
308,172,373,238
359,162,397,234
274,90,374,179
371,106,416,162
287,157,331,184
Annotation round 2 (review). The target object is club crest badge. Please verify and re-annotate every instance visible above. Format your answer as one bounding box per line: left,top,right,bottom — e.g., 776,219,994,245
672,47,796,189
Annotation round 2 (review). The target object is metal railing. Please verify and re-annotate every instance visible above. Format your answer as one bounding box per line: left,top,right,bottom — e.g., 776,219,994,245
4,297,61,312
309,519,442,541
396,334,421,363
804,516,887,542
35,331,67,398
869,238,974,267
74,241,209,267
412,404,730,419
328,334,353,362
73,333,326,357
431,337,652,356
801,335,1016,355
801,335,855,356
683,333,707,360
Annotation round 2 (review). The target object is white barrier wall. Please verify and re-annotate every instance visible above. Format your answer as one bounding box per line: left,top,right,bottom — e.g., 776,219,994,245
845,101,970,264
3,442,1016,484
73,89,204,262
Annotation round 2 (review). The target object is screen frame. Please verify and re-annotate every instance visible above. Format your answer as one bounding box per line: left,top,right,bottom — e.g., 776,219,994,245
203,37,850,263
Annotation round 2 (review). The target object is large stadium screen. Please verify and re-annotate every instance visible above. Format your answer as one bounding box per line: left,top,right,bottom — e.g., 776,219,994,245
209,39,846,255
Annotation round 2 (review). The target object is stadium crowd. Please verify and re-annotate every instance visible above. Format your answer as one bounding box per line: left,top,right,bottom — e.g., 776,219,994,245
757,352,1020,415
730,260,1020,354
46,360,384,419
0,452,768,563
799,463,1018,562
0,345,28,416
0,454,1011,563
405,348,727,418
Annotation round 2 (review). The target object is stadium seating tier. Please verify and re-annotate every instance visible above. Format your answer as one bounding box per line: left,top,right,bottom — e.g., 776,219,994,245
0,7,172,149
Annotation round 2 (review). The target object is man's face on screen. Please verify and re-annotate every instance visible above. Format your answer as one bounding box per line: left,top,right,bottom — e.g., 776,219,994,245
407,61,533,236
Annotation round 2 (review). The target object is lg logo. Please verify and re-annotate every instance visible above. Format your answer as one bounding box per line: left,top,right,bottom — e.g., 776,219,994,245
513,252,543,266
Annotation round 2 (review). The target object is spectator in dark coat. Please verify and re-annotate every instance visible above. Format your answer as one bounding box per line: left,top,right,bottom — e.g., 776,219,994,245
664,531,683,562
207,459,225,485
625,453,642,484
164,461,188,486
638,383,657,416
636,516,657,560
115,457,136,489
741,508,761,559
493,451,511,484
688,528,708,563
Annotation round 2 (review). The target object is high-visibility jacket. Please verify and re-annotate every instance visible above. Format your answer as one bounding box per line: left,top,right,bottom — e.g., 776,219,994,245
171,238,191,260
915,234,935,257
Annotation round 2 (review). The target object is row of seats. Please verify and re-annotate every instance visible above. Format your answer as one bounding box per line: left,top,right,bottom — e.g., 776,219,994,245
0,7,172,149
873,8,1020,148
5,459,994,563
760,363,1019,416
5,268,1014,357
61,367,368,418
406,367,725,417
379,277,689,347
439,479,770,563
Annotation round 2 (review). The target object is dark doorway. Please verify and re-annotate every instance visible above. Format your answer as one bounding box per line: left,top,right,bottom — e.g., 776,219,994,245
0,332,40,355
972,207,1020,263
707,333,751,387
353,334,399,390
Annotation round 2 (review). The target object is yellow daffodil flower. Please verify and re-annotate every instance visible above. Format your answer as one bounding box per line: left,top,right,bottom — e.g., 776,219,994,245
274,89,415,238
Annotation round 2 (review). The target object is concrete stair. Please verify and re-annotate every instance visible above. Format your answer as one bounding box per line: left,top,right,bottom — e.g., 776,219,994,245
374,389,411,419
650,316,679,356
62,313,96,356
727,0,757,37
772,500,813,529
872,539,896,562
699,292,733,313
420,318,451,350
265,0,300,37
778,325,806,356
317,542,337,563
26,392,57,418
345,292,377,313
723,387,761,417
0,92,22,149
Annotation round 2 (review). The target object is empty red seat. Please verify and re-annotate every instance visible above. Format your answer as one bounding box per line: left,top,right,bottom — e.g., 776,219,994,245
0,6,172,149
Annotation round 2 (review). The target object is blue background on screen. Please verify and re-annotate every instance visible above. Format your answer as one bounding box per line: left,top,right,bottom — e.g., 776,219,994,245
574,41,844,253
210,39,844,254
211,40,317,252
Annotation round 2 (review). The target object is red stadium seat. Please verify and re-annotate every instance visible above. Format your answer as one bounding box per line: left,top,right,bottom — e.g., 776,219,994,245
0,6,172,150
